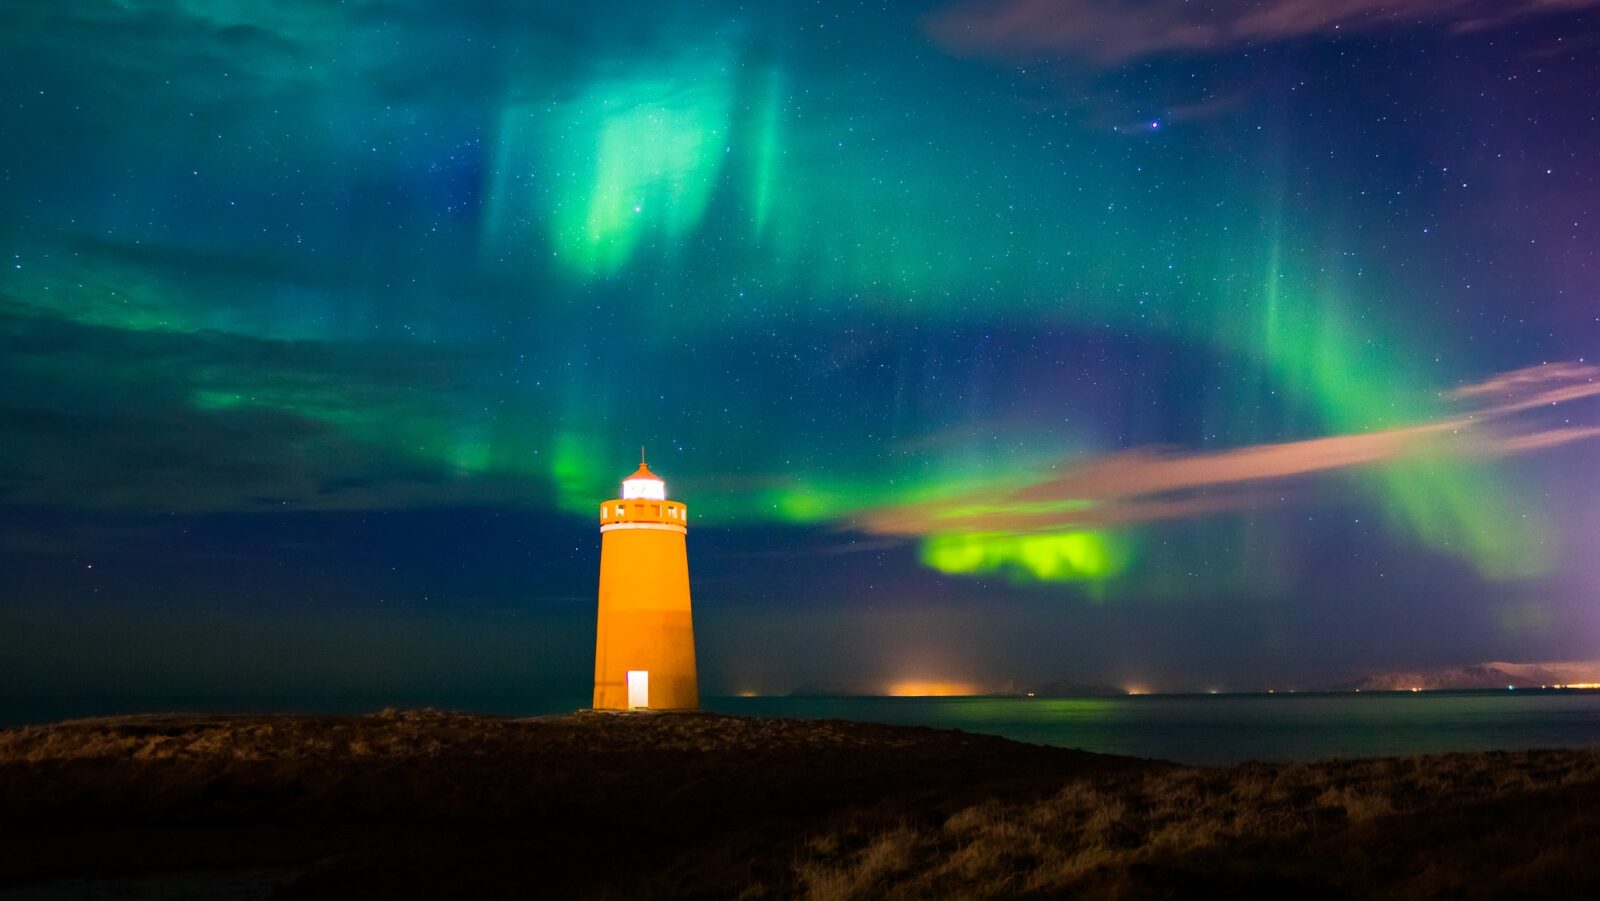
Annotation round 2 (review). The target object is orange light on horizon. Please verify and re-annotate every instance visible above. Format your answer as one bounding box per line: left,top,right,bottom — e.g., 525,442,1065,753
886,680,980,697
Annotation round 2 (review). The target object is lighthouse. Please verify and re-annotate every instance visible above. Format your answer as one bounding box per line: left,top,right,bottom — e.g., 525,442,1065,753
592,454,699,711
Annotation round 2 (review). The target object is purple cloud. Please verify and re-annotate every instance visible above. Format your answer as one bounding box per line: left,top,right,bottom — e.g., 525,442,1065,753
926,0,1600,64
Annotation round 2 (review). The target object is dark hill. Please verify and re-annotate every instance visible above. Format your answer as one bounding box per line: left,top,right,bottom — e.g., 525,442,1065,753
2,710,1598,898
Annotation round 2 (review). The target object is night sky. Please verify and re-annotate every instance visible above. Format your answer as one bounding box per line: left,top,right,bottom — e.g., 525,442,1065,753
3,0,1598,709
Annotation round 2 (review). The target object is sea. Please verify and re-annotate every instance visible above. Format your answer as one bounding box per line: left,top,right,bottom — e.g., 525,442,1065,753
709,692,1600,765
6,690,1600,765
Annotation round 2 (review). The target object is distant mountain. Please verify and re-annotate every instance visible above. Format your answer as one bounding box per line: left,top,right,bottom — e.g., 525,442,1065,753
786,682,877,697
783,679,1130,698
1027,680,1129,698
1334,661,1600,691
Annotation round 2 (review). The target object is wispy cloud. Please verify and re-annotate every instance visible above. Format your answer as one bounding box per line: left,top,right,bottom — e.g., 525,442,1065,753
926,0,1600,65
0,303,541,513
854,363,1600,536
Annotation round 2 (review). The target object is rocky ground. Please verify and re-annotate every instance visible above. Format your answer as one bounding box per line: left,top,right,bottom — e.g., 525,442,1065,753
1,710,1597,898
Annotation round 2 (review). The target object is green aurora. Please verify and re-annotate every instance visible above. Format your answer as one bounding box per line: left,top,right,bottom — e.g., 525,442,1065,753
0,0,1590,607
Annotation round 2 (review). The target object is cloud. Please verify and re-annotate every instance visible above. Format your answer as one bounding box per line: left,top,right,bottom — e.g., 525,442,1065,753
926,0,1600,65
854,362,1600,536
0,304,548,513
1450,361,1600,412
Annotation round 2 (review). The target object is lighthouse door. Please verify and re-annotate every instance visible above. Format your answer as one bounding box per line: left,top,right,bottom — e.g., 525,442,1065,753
626,670,649,710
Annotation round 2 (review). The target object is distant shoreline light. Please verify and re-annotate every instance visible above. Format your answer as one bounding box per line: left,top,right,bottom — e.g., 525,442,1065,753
885,681,981,697
717,685,1600,701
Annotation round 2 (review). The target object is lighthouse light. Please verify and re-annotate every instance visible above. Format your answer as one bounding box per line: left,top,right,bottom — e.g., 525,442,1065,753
623,477,666,500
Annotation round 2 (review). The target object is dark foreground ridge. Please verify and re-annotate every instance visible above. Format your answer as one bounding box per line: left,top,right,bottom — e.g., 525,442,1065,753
1,710,1597,898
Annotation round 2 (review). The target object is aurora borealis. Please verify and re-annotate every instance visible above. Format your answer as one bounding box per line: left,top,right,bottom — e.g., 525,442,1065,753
2,0,1599,706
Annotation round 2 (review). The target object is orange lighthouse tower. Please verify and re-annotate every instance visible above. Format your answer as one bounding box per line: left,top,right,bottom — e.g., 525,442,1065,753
592,453,699,711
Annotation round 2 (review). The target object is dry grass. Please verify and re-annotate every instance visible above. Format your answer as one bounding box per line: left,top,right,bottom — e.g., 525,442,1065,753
788,750,1600,899
798,826,918,900
3,712,1598,898
0,707,994,764
0,710,1125,898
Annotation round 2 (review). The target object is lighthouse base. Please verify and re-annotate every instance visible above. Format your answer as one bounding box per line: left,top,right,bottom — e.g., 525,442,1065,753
593,525,699,711
592,606,698,710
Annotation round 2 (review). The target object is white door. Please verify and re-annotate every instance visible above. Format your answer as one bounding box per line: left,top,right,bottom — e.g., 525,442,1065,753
626,670,648,710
